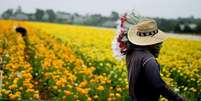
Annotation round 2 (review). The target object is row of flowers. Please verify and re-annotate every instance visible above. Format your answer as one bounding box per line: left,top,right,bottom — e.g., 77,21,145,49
0,20,128,101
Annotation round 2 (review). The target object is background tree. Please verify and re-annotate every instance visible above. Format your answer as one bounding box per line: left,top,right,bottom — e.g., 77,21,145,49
84,14,102,26
35,9,44,21
46,9,56,22
1,9,13,19
196,21,201,33
14,6,23,15
174,23,181,33
110,11,119,21
183,24,193,33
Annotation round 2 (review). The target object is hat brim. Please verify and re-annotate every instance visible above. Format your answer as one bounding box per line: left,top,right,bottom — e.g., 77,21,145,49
127,26,168,46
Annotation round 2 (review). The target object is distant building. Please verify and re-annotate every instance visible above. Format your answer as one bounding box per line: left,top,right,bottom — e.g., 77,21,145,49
179,23,197,31
56,12,72,23
27,14,36,20
9,6,29,20
15,13,29,20
189,23,197,29
180,24,185,31
10,13,29,20
102,21,116,28
73,16,86,24
43,12,49,21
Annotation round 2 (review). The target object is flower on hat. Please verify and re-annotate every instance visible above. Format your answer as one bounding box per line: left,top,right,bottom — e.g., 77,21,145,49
112,10,145,60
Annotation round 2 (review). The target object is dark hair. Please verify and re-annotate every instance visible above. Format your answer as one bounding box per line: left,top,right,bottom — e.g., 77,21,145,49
126,41,163,58
126,41,147,55
15,27,27,36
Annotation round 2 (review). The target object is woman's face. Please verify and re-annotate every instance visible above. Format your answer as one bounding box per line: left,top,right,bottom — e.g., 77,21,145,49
149,42,163,58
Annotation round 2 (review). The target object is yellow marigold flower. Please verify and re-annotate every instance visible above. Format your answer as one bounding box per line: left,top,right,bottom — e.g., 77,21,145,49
17,97,22,100
22,73,32,78
15,91,21,97
0,89,6,94
13,78,19,84
53,86,58,90
74,95,79,99
126,85,129,89
33,94,40,99
76,87,81,92
115,93,121,97
90,79,96,83
109,93,114,97
4,90,11,95
101,80,106,84
58,89,62,92
79,80,87,87
80,88,89,95
27,89,35,92
94,95,98,99
24,83,33,89
116,87,122,92
108,97,112,101
9,84,17,89
87,97,92,101
109,87,113,90
19,87,23,90
97,85,104,91
106,80,111,83
62,96,66,99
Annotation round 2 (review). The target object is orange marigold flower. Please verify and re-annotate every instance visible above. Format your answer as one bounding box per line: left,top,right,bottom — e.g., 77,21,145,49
65,90,71,96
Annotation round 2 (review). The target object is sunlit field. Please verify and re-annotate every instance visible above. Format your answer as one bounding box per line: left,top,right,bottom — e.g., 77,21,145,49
0,20,201,101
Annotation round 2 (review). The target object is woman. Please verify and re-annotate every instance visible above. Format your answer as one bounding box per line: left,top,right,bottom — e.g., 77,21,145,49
125,19,186,101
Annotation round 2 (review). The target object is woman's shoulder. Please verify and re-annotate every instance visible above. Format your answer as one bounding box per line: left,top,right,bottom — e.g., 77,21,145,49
126,49,154,61
141,51,156,66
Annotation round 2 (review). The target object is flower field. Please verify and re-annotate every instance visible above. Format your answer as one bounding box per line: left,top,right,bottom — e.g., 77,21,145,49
0,20,201,101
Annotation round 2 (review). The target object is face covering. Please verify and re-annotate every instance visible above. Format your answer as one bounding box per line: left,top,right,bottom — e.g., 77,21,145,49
149,42,163,58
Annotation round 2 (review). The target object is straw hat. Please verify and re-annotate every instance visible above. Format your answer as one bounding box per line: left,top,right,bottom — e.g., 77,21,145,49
127,19,167,46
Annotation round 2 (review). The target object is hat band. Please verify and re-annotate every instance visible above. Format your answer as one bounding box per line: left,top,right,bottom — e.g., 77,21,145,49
137,29,158,37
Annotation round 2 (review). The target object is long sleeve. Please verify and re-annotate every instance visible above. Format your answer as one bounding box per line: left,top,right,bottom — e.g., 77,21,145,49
144,58,184,101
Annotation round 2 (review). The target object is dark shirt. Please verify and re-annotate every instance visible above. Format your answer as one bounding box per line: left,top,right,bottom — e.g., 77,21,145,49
126,48,180,101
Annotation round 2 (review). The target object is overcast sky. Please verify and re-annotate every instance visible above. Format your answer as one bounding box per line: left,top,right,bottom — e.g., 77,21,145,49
1,0,201,18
